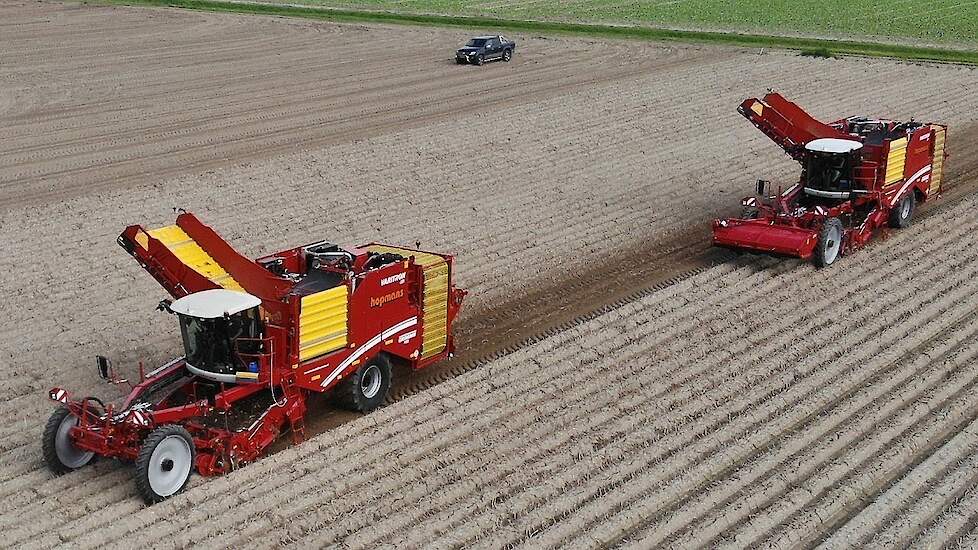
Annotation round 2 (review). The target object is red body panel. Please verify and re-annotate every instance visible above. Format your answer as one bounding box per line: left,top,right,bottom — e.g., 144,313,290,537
713,219,818,259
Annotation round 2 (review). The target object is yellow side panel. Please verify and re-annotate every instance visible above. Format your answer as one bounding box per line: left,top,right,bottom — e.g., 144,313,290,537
930,126,946,195
147,225,244,291
884,137,908,186
299,286,348,362
362,244,451,359
421,261,449,359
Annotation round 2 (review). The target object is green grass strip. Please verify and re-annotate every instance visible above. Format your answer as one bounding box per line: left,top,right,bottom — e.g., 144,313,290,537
95,0,978,65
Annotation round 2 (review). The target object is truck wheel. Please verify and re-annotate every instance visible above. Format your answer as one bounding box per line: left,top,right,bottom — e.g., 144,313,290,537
814,217,844,268
503,49,512,62
888,194,915,229
337,354,392,413
474,54,484,66
43,407,95,475
135,425,196,504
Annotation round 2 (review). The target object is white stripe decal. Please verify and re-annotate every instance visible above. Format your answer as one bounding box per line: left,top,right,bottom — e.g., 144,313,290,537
306,317,418,385
146,356,185,379
890,164,931,206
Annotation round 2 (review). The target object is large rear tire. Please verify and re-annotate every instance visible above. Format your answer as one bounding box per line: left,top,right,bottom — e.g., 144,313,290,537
888,193,915,228
814,217,844,268
43,407,95,475
135,425,196,504
336,354,392,413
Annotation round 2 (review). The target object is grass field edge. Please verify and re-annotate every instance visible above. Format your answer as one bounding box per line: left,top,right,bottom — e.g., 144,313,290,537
85,0,978,65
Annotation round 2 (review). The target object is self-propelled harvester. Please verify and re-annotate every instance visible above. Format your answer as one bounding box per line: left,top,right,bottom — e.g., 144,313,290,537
713,93,948,266
44,213,465,503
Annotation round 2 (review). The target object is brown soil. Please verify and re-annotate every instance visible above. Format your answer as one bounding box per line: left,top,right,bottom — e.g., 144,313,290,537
3,2,978,547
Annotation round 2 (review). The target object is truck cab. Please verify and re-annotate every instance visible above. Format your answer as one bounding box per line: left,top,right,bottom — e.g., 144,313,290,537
456,35,516,65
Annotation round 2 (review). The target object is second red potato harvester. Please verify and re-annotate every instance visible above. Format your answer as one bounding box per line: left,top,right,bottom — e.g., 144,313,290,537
713,92,948,266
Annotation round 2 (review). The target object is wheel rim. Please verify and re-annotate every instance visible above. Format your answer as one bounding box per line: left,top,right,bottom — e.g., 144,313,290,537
504,51,511,61
900,197,912,219
147,435,192,498
360,365,383,399
824,224,842,264
55,412,94,469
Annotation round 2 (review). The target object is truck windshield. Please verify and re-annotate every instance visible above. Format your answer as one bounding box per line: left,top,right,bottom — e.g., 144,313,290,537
178,307,260,376
466,39,488,47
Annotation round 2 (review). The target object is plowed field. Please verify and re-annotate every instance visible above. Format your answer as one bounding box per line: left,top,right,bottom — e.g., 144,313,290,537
11,171,978,550
3,2,978,547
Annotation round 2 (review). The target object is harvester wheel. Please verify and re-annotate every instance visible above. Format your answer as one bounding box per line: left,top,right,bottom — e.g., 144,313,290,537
135,425,196,504
42,407,95,475
814,217,844,268
888,194,915,229
336,354,392,413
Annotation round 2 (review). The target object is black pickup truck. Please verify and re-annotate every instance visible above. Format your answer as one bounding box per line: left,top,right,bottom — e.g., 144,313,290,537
456,35,516,65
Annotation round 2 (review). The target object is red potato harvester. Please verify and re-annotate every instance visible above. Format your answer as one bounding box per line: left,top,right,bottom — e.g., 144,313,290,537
44,212,465,503
713,92,948,267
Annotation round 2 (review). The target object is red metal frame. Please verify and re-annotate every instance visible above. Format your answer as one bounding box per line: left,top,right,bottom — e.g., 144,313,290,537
714,93,948,262
51,213,466,477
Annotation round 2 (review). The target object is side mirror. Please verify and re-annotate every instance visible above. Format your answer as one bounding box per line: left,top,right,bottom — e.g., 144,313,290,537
96,355,111,380
756,179,768,196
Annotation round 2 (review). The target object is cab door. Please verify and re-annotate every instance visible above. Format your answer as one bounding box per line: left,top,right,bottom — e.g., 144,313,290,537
487,38,501,59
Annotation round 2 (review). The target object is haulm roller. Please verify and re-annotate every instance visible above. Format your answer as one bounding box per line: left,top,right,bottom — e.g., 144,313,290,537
713,92,948,266
43,213,465,503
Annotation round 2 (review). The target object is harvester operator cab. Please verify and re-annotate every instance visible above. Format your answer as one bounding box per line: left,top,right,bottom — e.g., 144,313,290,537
802,138,863,203
169,289,264,383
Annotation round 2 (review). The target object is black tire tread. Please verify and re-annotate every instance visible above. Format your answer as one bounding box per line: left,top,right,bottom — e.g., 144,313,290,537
42,407,78,475
134,424,196,505
889,194,916,229
334,354,392,413
814,217,844,268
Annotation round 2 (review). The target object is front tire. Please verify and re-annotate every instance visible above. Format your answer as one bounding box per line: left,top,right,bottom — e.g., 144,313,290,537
889,194,915,228
135,425,196,504
336,354,392,413
503,49,512,62
474,54,484,66
814,217,844,268
43,407,95,475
